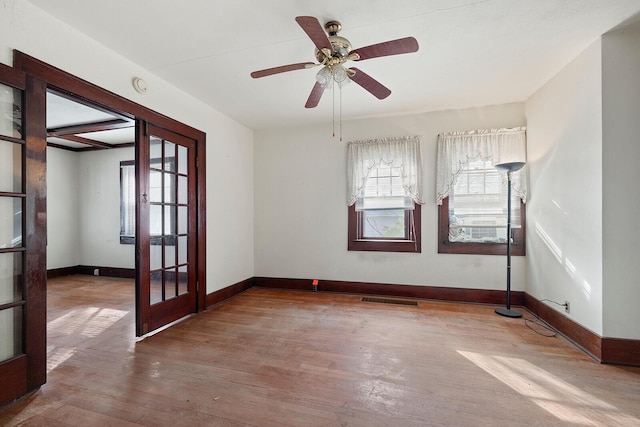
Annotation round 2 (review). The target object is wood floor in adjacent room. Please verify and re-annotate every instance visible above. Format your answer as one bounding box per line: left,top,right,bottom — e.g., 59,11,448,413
2,275,640,426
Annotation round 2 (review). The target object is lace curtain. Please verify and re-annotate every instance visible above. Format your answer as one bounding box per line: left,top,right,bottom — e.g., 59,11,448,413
436,127,527,205
347,136,424,206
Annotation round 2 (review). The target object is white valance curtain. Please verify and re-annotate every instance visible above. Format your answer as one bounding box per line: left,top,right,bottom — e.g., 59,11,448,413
347,136,424,206
436,127,527,205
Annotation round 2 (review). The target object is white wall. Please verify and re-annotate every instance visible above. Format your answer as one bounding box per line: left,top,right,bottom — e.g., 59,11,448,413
602,20,640,340
525,41,603,335
255,104,526,290
77,147,135,269
46,147,80,269
1,0,254,292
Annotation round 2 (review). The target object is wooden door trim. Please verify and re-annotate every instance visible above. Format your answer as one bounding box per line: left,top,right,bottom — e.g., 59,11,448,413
13,52,207,314
23,75,48,390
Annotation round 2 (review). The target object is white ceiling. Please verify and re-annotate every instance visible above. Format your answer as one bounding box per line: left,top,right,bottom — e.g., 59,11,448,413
28,0,640,131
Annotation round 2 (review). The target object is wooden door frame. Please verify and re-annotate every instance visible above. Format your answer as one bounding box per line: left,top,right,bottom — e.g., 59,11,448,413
13,51,207,312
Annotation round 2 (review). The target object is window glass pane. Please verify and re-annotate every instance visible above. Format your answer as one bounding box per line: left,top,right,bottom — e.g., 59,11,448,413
0,140,22,193
0,306,22,362
449,161,522,243
0,252,22,305
120,163,135,237
0,83,22,139
362,209,405,239
358,165,410,240
0,197,22,248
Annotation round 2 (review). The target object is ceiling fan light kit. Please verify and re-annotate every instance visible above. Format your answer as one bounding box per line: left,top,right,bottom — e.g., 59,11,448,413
251,16,419,138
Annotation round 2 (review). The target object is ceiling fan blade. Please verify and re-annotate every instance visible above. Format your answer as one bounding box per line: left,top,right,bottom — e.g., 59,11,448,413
305,82,325,108
351,37,419,61
295,16,334,55
348,68,391,100
251,62,316,78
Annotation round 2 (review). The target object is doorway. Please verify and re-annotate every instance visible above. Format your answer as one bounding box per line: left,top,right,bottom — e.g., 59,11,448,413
1,51,207,405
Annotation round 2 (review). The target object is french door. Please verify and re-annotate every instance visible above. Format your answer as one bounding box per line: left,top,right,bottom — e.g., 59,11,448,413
0,64,46,406
135,122,198,336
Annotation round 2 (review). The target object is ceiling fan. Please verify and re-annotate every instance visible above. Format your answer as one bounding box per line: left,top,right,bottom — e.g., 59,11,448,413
250,16,419,109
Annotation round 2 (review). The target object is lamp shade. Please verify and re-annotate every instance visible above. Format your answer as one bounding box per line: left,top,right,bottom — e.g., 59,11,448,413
495,161,525,173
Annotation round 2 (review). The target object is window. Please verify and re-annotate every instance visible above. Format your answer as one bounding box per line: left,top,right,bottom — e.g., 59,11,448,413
120,157,175,244
436,128,526,255
120,160,135,244
347,137,423,253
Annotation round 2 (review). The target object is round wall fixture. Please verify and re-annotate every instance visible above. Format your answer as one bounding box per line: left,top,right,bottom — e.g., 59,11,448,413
132,77,148,94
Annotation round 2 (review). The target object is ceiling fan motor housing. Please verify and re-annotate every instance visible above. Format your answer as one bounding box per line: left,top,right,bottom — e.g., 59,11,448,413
314,20,352,61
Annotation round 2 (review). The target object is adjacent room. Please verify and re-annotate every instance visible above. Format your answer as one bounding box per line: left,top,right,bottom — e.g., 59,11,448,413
1,0,640,425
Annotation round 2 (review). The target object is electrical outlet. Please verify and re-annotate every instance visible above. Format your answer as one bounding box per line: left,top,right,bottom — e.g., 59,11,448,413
564,300,570,313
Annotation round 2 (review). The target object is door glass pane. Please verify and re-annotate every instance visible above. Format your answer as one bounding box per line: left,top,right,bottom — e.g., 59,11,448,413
178,266,188,295
177,176,188,205
0,197,22,248
177,206,187,235
165,268,177,299
164,239,175,268
0,83,22,139
149,170,162,203
165,141,176,172
177,236,187,265
150,270,163,305
150,204,162,236
0,307,22,362
164,206,175,236
150,239,162,271
0,140,22,193
0,252,22,305
164,173,176,203
177,145,188,174
150,136,162,160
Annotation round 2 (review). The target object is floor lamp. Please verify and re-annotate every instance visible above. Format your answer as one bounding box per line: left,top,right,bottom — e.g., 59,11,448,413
495,161,525,318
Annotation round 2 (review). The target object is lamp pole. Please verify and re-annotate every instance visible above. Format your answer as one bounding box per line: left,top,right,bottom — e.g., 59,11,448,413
495,161,525,318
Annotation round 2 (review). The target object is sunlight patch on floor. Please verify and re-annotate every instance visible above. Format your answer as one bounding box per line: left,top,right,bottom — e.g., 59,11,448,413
46,307,128,373
46,345,75,373
458,351,639,426
48,307,128,338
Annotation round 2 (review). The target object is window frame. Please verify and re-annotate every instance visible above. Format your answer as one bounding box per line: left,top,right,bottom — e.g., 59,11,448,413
120,157,176,245
438,196,525,256
119,160,136,244
348,203,421,253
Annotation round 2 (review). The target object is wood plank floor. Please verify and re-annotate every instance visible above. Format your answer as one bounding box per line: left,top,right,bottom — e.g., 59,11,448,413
2,275,640,426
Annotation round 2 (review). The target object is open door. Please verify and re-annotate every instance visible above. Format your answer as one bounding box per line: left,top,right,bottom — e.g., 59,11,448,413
135,122,198,336
0,64,47,406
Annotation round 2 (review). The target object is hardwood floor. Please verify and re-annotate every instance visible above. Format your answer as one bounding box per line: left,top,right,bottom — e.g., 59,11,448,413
2,275,640,426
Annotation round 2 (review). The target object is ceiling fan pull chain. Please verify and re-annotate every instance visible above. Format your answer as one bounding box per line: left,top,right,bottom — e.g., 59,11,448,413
332,78,336,138
339,83,343,141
